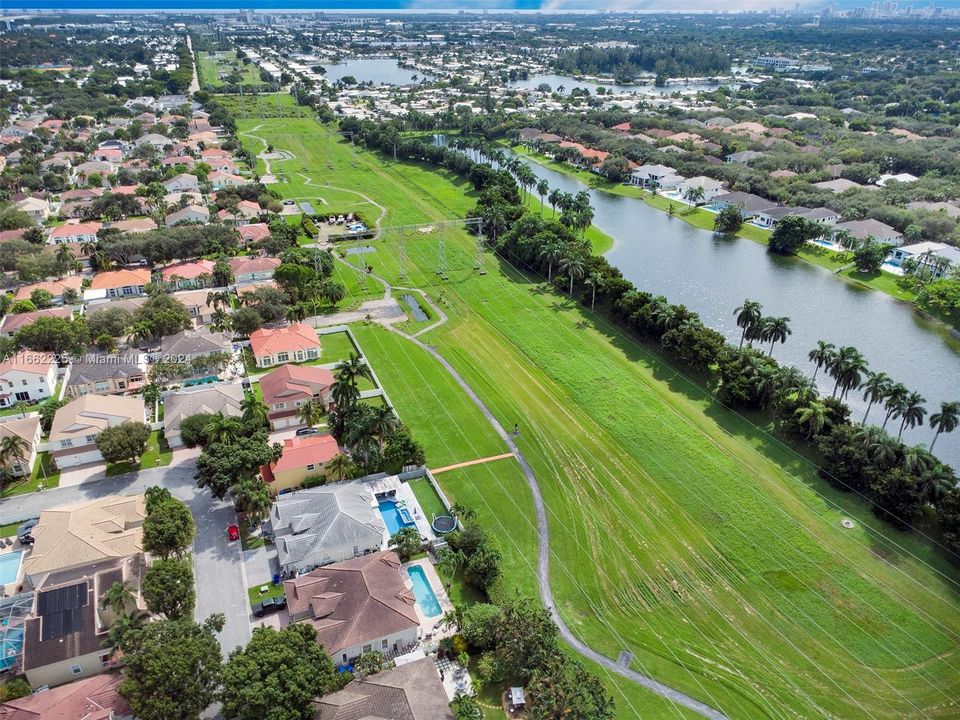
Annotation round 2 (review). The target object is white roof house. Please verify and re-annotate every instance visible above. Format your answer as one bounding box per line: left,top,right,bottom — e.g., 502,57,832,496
269,481,386,573
889,241,960,277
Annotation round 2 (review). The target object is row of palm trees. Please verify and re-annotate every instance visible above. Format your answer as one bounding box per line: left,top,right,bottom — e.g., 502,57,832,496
733,299,792,357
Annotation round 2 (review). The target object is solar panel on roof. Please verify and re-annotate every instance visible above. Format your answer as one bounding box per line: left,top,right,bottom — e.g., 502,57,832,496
38,582,88,641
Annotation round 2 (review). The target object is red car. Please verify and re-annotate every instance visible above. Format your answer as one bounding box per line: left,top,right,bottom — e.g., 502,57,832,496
227,524,240,542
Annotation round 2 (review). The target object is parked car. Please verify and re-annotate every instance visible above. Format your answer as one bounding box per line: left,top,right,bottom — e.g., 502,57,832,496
283,200,295,206
252,595,287,617
16,518,38,540
295,427,320,437
227,524,240,542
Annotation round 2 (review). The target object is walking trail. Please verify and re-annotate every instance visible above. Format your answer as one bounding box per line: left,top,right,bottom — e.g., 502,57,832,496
249,129,728,720
430,452,515,475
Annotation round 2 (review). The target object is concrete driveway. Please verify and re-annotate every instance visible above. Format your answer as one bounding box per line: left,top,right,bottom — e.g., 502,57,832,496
1,458,251,660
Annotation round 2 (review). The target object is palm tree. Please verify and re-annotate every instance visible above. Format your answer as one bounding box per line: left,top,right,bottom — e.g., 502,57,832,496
297,399,323,429
126,322,153,348
867,433,901,469
897,391,927,440
104,608,149,656
336,353,373,385
808,340,836,381
537,240,565,283
559,251,585,297
859,371,892,425
761,316,791,357
206,412,243,444
683,185,706,205
100,580,136,616
900,445,935,475
286,304,308,323
795,401,827,438
325,453,355,482
0,434,29,478
929,401,960,452
547,188,562,217
436,547,467,583
241,393,269,426
827,346,868,400
206,290,231,310
918,465,953,505
331,376,360,409
369,405,399,443
481,204,507,244
232,476,272,526
881,383,909,431
211,308,232,333
585,271,603,311
536,179,549,213
733,299,763,349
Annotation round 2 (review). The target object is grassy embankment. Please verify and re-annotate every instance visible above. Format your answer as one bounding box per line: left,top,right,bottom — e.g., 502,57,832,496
238,109,960,720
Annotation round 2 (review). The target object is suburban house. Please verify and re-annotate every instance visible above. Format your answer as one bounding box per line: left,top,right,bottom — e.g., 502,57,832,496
161,259,215,288
159,328,232,362
313,657,453,719
136,133,173,152
165,204,210,227
16,197,50,223
87,269,149,299
260,364,336,429
284,551,419,664
260,433,341,493
629,164,677,188
725,150,764,164
209,171,245,189
162,172,200,194
21,494,146,588
173,288,222,326
678,176,725,203
249,323,321,368
0,415,42,479
269,481,386,573
163,383,244,448
0,673,132,719
15,277,82,304
64,357,144,398
889,241,960,277
813,178,869,194
711,191,775,219
21,558,141,689
229,256,280,284
0,352,58,409
217,200,260,226
108,218,157,234
48,222,101,245
0,307,72,339
832,219,904,246
48,394,146,468
237,222,271,247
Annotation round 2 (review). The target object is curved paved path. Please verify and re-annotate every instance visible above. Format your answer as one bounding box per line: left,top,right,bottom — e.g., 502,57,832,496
385,325,729,720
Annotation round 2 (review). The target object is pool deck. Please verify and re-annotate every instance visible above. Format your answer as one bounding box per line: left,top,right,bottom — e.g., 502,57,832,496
402,558,453,639
369,477,437,546
0,542,26,597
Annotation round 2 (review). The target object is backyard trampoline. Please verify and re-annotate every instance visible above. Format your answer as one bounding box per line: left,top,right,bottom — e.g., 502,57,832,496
432,515,456,534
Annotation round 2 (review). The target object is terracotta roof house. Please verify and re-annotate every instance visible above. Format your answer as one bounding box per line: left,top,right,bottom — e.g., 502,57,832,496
229,255,280,284
209,171,245,190
217,200,260,226
15,277,82,304
65,356,144,399
87,269,149,299
249,323,320,368
313,656,453,720
260,434,341,494
161,259,215,288
163,383,244,447
269,481,385,573
284,551,419,664
237,222,270,247
48,222,101,245
20,560,135,689
0,672,132,719
0,352,58,410
22,494,146,586
0,307,72,338
48,395,146,468
260,364,336,430
0,415,42,479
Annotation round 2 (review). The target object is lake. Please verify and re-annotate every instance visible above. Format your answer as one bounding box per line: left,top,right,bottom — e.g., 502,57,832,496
324,58,433,86
507,72,739,96
438,137,960,467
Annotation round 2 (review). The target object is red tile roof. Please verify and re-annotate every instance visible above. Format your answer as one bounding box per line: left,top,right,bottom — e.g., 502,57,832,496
89,268,149,290
260,364,335,407
249,323,320,360
161,259,215,281
262,433,340,479
0,673,131,720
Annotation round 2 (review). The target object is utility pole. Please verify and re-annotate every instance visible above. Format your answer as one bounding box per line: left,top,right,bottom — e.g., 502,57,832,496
436,233,447,280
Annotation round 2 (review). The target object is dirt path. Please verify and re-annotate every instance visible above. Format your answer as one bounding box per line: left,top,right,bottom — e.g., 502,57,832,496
430,453,515,474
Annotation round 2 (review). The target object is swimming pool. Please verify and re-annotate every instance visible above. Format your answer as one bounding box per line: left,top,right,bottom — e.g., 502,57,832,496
378,500,415,536
406,565,442,618
0,551,23,586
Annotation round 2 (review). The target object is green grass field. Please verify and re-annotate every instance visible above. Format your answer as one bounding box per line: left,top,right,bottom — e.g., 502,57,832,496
197,51,261,88
240,106,960,719
105,431,172,477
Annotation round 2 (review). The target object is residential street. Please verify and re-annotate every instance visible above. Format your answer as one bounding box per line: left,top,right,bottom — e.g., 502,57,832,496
0,458,251,659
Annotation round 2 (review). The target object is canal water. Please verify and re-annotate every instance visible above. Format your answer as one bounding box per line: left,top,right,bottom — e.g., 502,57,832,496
436,137,960,466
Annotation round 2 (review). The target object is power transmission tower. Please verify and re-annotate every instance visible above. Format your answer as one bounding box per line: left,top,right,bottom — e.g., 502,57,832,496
436,233,448,280
475,231,487,275
398,238,408,281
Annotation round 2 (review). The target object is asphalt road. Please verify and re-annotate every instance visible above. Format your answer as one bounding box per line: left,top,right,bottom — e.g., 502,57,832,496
0,460,251,659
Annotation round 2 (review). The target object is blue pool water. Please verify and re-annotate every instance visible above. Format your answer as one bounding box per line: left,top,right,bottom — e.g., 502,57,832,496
0,627,23,671
0,551,23,585
407,565,442,617
378,500,415,536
